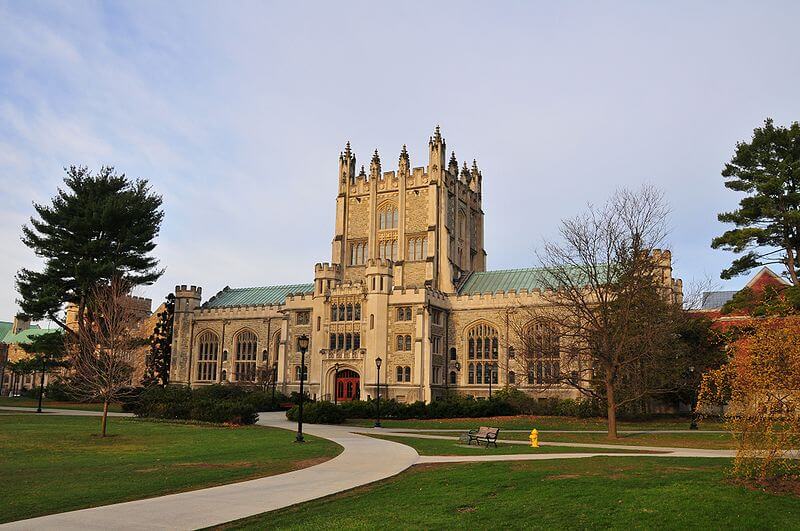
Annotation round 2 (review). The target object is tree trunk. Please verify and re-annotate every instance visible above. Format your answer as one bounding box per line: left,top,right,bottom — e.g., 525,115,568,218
101,400,109,437
605,377,618,439
788,247,800,286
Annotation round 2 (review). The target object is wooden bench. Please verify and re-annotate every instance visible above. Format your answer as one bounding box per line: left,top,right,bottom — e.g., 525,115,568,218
467,426,500,448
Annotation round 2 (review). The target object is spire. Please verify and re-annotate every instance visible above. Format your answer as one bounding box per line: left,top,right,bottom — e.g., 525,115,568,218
399,144,410,173
370,149,382,178
359,165,366,178
461,161,472,183
448,151,458,175
429,124,444,147
344,141,352,159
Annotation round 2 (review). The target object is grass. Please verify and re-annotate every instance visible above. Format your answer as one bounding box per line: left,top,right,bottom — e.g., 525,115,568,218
0,396,123,412
344,415,723,431
368,434,659,455
0,414,341,523
491,430,737,450
218,457,800,530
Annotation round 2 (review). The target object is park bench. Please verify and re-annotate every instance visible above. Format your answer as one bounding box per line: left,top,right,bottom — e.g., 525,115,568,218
467,426,500,448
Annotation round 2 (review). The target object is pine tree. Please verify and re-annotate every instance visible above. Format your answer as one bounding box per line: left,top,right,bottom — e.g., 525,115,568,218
712,118,800,284
16,166,164,335
142,293,175,387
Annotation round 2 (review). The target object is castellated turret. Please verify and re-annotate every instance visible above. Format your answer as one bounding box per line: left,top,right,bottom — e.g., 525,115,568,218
175,285,202,313
314,262,342,297
365,258,393,294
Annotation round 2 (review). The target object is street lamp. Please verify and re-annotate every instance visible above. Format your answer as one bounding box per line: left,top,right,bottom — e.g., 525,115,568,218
271,361,278,405
295,335,309,443
688,366,698,430
488,362,496,399
374,357,382,428
333,362,340,405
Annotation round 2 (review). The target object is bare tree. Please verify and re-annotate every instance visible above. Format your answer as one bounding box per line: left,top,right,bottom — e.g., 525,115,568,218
66,277,144,437
515,186,688,438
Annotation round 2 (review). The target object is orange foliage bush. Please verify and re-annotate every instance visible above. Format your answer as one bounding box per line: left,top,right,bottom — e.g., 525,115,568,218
699,317,800,479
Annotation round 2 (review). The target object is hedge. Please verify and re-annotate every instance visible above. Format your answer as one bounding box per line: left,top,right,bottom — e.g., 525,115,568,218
125,384,290,425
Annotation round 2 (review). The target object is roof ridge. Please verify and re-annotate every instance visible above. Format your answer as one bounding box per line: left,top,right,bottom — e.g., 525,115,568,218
227,282,313,291
471,267,544,275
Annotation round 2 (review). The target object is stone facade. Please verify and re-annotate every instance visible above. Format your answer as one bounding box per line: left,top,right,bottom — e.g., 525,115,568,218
169,127,683,403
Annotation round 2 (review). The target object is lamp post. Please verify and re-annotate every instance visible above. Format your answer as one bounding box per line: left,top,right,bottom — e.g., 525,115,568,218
333,362,340,405
488,362,496,399
271,361,278,405
374,357,382,428
688,366,698,430
295,335,309,443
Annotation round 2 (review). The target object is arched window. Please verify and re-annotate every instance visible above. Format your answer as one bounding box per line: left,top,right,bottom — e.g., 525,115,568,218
378,204,399,230
527,323,561,385
338,333,345,350
396,366,403,382
467,323,498,361
353,333,360,349
404,366,411,382
449,371,457,384
354,303,361,320
476,363,483,384
234,330,258,382
331,305,338,322
196,330,219,381
345,333,352,350
405,335,412,351
396,335,404,351
468,363,475,384
450,347,457,361
346,304,353,321
370,314,375,329
330,333,336,350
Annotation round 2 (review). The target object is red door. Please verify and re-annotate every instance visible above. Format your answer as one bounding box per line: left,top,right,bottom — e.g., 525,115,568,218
336,369,360,402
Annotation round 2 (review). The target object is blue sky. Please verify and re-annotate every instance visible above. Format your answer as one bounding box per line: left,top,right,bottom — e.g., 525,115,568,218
1,1,799,320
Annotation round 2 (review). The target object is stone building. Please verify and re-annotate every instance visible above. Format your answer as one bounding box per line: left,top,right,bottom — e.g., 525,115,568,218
169,127,683,403
0,315,55,396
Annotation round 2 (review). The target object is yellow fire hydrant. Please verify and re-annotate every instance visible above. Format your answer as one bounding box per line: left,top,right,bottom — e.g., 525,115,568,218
529,428,539,448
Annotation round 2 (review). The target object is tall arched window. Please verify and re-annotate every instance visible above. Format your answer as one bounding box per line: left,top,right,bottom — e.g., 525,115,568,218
234,330,257,381
466,322,499,385
378,204,399,230
196,331,219,381
527,323,561,385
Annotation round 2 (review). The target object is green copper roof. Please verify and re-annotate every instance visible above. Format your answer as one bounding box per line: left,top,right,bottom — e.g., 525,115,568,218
0,322,12,342
458,268,547,295
204,283,314,308
1,324,58,345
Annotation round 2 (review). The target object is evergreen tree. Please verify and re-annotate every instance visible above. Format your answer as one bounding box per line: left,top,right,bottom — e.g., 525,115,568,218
16,166,164,335
142,293,175,387
712,118,800,284
20,330,68,411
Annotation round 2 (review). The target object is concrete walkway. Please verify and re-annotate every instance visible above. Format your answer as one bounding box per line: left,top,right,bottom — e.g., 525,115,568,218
0,406,133,417
1,410,736,530
2,412,419,531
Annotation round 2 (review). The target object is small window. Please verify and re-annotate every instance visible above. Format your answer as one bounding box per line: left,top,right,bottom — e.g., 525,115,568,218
370,314,375,329
508,371,516,385
346,304,353,321
508,346,515,358
396,335,404,351
354,303,361,320
396,366,403,382
404,366,411,382
353,333,360,349
449,371,457,384
449,347,457,361
317,316,321,331
405,335,412,351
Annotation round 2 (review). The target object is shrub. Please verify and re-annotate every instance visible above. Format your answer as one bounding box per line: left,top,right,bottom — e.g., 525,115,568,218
44,380,75,401
286,400,345,424
190,398,258,425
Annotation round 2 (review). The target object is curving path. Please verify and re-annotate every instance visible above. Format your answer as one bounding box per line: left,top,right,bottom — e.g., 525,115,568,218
1,412,418,531
1,410,737,530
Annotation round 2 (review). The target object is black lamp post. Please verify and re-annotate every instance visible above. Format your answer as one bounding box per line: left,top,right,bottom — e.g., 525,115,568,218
688,366,698,430
271,361,278,405
488,362,496,398
333,362,340,405
374,357,382,428
36,358,46,414
295,335,309,443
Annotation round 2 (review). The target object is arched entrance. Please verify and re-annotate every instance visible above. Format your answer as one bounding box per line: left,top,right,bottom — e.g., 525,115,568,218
335,369,360,402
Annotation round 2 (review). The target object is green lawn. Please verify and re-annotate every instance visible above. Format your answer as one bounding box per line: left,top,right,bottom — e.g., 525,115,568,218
369,434,659,455
219,457,800,530
344,415,722,431
491,430,737,450
0,414,341,523
0,396,123,412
